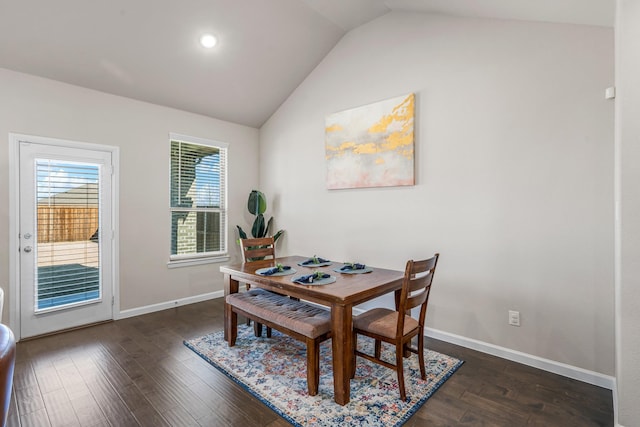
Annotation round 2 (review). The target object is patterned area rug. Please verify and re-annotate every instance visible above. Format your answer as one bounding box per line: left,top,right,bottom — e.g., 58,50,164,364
184,325,463,427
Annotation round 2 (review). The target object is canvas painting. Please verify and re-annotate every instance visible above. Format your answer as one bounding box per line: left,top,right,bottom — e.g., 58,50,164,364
325,93,415,189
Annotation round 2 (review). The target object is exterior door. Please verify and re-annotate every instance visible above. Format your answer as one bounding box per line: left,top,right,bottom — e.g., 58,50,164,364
19,141,113,338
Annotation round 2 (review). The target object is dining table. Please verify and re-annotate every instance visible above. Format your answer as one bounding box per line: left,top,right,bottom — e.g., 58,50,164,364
220,255,405,405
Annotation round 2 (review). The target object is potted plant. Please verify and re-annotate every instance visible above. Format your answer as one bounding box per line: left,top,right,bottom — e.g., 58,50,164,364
236,190,284,242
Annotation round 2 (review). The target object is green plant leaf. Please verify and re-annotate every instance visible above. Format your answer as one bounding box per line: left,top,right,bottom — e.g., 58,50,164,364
273,229,285,242
252,214,265,238
248,190,267,215
236,225,247,239
265,217,273,237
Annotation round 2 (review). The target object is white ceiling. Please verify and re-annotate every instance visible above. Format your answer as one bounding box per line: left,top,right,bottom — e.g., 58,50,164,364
0,0,614,128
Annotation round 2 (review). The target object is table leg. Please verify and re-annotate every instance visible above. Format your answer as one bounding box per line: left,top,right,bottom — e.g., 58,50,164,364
224,275,239,342
331,303,352,405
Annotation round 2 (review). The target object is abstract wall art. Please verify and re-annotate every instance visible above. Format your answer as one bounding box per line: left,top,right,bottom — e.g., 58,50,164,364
325,93,415,190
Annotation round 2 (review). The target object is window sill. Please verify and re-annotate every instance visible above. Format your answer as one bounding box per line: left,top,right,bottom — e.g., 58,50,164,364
167,255,230,269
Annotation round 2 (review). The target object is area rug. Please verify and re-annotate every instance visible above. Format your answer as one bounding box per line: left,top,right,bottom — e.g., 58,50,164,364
184,325,463,427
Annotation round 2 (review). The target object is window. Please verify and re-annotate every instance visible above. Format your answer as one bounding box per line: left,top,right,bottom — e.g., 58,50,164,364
169,133,228,264
36,160,101,309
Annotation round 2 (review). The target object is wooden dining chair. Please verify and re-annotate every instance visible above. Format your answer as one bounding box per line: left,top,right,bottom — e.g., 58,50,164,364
240,237,276,336
351,253,439,401
240,237,276,263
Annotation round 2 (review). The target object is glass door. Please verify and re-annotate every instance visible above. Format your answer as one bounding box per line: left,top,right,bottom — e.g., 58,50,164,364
19,141,113,338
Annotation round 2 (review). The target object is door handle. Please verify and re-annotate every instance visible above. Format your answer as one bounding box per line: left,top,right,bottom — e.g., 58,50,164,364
23,246,32,253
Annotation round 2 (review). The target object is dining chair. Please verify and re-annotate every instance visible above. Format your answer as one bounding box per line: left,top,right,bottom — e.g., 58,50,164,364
351,253,439,401
240,237,276,336
0,323,15,427
240,237,276,263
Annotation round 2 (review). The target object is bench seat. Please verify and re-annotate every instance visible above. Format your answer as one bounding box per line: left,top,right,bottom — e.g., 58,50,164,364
225,288,332,395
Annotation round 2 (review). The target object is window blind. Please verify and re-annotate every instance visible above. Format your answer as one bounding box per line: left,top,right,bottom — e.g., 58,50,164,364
170,138,227,259
36,160,100,310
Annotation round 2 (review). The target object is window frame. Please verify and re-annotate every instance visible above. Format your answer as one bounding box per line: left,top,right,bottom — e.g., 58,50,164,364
167,133,229,268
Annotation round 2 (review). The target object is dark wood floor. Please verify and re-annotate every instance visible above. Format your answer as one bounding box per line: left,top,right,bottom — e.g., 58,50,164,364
7,298,613,426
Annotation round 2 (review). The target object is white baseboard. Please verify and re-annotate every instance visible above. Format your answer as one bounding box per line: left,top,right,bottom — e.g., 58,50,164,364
424,327,616,390
116,290,224,320
612,378,625,427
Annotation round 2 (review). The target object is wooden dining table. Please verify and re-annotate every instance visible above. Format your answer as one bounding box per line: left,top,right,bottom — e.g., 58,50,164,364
220,255,404,405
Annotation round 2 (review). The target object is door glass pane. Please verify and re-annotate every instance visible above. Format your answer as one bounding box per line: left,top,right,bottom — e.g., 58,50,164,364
36,160,100,311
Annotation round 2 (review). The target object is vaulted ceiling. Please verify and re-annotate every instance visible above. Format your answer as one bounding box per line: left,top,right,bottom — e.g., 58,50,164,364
0,0,614,128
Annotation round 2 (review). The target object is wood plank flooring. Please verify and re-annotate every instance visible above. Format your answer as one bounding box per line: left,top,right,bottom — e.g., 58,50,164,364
7,298,613,426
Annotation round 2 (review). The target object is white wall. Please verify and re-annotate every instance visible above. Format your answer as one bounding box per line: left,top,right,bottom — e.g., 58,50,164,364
260,12,615,375
615,0,640,424
0,68,259,321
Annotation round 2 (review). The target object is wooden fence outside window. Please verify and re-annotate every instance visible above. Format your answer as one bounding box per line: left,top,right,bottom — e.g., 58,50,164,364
37,206,99,243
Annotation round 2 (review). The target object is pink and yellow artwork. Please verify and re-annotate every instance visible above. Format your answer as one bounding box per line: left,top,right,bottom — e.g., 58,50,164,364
325,93,415,189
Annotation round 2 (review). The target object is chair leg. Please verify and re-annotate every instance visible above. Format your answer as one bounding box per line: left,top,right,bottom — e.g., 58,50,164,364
253,321,263,337
403,341,411,358
396,342,407,401
245,283,251,326
417,333,426,380
252,324,271,337
351,332,358,379
307,338,320,396
375,339,382,359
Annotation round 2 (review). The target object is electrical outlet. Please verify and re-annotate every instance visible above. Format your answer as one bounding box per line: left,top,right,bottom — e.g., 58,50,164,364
508,310,520,327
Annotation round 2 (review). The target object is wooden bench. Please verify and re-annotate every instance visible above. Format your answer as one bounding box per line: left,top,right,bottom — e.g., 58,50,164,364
225,288,331,396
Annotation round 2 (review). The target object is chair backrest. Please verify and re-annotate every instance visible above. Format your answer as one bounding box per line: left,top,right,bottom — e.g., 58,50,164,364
397,253,439,334
0,324,15,427
240,237,276,263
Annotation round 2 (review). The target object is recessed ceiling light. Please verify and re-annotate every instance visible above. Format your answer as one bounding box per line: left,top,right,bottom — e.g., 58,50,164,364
200,34,218,48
